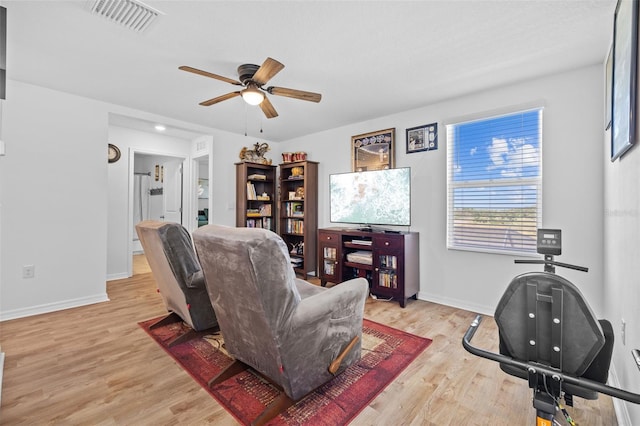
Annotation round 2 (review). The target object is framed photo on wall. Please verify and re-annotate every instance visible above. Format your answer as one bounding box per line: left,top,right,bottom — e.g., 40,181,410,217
406,123,438,153
351,128,395,171
198,178,209,199
611,0,638,161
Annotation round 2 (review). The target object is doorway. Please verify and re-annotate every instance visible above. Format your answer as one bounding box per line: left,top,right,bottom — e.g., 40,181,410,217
130,152,186,276
195,155,210,228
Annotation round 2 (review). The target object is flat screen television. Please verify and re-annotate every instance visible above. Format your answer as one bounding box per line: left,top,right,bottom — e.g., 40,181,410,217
329,167,411,228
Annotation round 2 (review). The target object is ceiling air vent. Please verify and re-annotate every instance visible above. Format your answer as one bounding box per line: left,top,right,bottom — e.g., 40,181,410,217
90,0,163,33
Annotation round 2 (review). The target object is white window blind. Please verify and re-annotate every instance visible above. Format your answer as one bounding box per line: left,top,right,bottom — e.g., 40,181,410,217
446,108,542,255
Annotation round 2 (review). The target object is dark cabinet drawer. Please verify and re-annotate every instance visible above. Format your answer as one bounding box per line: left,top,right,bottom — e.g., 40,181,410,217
373,235,403,250
319,231,340,243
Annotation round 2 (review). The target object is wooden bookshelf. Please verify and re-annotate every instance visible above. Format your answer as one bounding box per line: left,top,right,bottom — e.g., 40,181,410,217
236,162,276,231
279,161,318,278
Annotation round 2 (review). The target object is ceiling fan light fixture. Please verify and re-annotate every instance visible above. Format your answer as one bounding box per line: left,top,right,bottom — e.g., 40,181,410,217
241,84,264,106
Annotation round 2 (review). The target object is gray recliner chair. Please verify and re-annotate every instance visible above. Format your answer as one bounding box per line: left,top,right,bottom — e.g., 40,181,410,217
136,220,219,346
192,225,368,426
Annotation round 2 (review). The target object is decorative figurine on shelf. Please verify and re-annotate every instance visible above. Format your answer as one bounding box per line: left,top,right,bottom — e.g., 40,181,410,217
289,242,304,255
291,166,304,177
239,142,272,165
295,186,304,199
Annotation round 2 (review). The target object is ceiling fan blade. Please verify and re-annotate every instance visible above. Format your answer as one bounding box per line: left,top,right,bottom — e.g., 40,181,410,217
259,96,279,119
252,57,285,86
179,65,242,86
199,91,241,106
267,86,322,103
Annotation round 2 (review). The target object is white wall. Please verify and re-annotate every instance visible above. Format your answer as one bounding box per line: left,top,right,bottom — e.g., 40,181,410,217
0,80,110,319
282,65,605,316
0,79,249,320
603,72,640,423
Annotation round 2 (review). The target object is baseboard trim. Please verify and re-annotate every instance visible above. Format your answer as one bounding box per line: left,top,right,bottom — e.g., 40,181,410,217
608,364,630,425
417,291,494,316
106,272,129,281
0,351,5,405
0,293,110,321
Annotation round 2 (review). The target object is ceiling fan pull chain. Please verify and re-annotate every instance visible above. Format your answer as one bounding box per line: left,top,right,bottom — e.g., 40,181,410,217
244,103,248,137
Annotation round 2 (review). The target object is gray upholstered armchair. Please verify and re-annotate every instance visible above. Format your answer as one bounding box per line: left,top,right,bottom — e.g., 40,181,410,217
193,225,368,425
135,220,219,346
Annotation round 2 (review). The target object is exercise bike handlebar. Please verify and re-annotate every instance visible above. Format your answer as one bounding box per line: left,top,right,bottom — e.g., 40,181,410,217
462,315,640,404
514,259,589,273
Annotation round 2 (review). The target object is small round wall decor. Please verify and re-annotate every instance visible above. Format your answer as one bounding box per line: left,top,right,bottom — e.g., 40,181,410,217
108,143,121,163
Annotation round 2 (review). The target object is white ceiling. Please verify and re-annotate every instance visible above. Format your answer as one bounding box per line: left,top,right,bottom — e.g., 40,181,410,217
5,0,616,142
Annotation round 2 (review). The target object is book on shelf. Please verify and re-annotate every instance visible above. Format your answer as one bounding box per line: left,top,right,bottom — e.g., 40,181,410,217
258,204,272,216
379,255,397,269
323,261,336,275
246,182,257,200
246,217,272,229
248,173,266,180
285,218,304,234
323,247,337,259
351,239,372,246
284,201,304,217
378,271,398,289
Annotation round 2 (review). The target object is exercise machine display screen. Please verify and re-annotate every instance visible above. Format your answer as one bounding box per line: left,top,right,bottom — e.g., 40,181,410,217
537,229,561,255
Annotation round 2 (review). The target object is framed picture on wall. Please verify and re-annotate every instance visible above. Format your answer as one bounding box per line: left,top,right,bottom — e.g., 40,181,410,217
351,128,395,171
610,0,638,161
406,123,438,153
198,178,209,199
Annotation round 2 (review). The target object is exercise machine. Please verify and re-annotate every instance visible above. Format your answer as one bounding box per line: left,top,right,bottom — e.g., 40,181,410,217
463,229,640,425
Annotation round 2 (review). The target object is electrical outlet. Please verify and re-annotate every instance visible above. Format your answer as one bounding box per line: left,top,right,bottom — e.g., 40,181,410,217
22,265,35,279
621,318,626,346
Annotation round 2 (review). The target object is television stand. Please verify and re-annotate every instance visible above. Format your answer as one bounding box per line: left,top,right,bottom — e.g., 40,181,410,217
317,227,420,308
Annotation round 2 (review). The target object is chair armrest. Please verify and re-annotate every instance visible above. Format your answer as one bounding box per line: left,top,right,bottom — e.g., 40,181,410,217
291,277,368,326
293,278,326,299
281,277,368,399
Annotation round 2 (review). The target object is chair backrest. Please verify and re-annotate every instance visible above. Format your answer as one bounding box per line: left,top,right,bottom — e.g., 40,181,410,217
495,272,605,377
192,225,301,384
135,220,217,331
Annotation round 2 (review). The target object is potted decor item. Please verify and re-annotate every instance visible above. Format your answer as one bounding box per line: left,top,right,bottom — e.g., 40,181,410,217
282,152,293,162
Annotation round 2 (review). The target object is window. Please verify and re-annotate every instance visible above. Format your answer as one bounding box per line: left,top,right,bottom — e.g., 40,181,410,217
446,108,542,255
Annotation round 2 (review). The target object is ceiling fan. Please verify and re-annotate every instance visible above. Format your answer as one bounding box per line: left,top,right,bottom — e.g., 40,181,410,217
179,57,322,119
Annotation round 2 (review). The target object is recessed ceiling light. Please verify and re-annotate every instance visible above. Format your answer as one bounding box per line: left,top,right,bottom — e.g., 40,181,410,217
155,124,166,132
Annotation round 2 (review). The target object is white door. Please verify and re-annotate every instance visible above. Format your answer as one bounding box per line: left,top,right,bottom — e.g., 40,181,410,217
162,160,183,223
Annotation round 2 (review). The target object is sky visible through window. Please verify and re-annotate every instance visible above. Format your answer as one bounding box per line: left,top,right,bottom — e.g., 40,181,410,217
451,109,541,209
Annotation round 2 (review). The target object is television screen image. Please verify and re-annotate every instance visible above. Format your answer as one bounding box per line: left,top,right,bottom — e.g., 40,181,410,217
330,167,411,227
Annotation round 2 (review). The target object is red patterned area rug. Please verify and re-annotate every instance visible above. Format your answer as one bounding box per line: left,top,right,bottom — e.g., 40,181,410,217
139,317,432,425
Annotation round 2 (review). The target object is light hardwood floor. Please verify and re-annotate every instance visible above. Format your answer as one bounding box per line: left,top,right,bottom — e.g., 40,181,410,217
0,256,617,425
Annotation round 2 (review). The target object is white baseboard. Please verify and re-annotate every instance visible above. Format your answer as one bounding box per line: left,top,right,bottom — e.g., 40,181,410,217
106,272,130,281
0,351,4,405
608,364,630,425
0,293,109,322
417,291,494,316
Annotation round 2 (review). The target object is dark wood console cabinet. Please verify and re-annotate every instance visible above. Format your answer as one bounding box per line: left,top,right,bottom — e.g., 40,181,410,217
317,227,419,307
